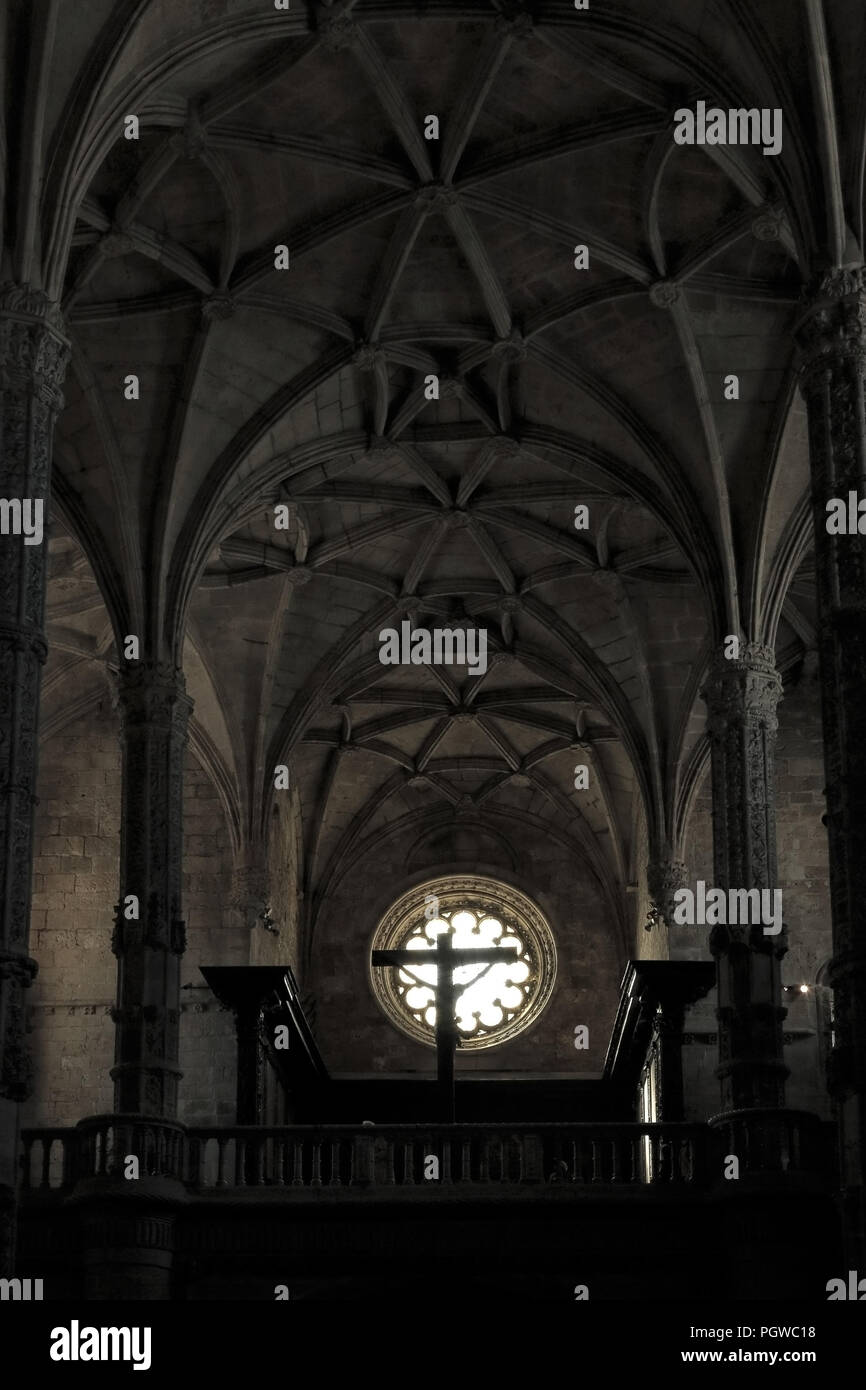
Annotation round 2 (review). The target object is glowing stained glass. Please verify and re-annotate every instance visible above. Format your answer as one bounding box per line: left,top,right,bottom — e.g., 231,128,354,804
396,908,532,1036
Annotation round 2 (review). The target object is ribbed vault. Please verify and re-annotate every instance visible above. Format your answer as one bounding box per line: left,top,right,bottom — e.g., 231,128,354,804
8,0,864,960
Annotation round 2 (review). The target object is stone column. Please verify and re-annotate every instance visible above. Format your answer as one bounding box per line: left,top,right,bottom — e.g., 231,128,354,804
796,268,866,1262
0,285,69,1275
111,664,192,1116
702,645,788,1112
82,664,190,1300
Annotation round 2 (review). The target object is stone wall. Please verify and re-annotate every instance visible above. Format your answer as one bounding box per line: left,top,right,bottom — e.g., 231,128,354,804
20,707,239,1129
22,707,119,1127
311,818,623,1078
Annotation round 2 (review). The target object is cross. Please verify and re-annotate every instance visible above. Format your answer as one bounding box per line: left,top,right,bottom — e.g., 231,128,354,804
372,927,519,1121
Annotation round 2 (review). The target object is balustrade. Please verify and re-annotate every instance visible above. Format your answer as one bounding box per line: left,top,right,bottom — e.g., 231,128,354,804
19,1115,837,1197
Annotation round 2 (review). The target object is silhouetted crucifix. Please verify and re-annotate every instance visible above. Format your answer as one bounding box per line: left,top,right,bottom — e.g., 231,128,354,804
372,927,519,1122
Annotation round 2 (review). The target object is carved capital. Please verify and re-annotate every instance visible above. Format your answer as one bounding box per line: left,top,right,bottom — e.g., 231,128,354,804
0,284,69,410
796,267,866,389
805,266,866,302
0,283,66,336
117,663,192,734
229,865,270,931
702,643,782,737
646,859,687,927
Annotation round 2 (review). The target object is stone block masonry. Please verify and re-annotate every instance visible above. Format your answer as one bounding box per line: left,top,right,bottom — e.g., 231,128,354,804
21,716,120,1126
20,710,240,1128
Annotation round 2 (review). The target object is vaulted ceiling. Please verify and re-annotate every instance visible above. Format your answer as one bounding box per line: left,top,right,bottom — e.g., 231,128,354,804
8,0,863,950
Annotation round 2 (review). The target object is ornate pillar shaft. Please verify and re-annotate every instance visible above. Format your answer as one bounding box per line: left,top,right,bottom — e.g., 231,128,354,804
112,664,192,1116
702,645,788,1111
0,285,68,1274
796,268,866,1259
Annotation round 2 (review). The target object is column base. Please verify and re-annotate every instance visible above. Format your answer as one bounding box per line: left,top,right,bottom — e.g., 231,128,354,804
714,1187,842,1299
708,1107,833,1184
70,1181,187,1301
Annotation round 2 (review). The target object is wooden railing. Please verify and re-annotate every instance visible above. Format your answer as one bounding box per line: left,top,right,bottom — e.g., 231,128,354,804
19,1112,833,1196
